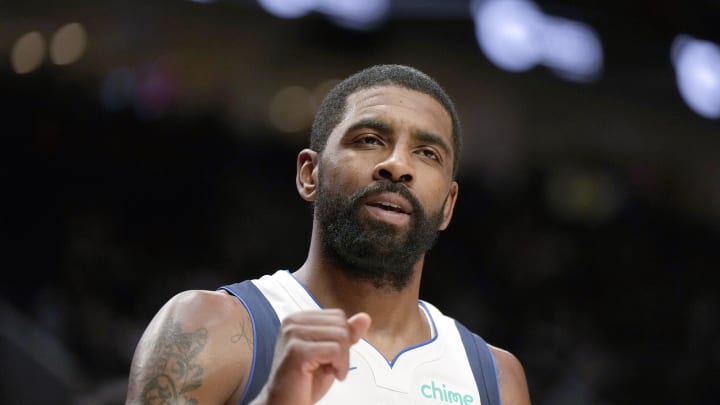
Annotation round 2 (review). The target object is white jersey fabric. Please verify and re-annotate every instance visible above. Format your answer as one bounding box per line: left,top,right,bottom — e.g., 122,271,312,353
251,270,484,405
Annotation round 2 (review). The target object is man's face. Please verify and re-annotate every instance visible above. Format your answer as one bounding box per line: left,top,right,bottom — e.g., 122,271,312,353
312,85,459,290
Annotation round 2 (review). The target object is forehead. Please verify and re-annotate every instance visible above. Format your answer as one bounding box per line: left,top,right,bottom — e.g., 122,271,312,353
335,85,453,145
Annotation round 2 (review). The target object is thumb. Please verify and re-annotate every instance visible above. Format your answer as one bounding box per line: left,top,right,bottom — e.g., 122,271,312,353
347,312,371,343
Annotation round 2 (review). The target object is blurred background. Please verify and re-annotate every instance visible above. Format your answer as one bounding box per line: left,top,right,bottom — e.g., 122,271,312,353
1,0,719,403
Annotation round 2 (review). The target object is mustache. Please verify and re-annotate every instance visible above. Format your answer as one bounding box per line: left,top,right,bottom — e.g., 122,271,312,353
350,181,423,216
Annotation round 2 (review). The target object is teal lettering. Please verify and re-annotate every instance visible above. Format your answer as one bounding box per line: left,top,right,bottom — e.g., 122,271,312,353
420,380,476,405
432,380,444,401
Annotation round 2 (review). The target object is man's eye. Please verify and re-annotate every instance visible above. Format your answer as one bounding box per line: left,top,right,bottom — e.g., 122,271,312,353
421,149,439,161
360,136,381,145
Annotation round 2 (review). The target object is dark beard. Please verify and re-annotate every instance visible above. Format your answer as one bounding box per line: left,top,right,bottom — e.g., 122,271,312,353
315,179,445,291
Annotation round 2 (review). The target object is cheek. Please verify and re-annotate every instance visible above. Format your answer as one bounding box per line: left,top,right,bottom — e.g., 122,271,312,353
421,177,453,212
319,163,358,196
322,152,371,187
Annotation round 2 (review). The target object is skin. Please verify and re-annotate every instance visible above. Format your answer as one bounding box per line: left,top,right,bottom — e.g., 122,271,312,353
126,85,531,405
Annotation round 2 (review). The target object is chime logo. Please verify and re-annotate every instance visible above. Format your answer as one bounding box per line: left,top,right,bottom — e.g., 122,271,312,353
420,380,475,404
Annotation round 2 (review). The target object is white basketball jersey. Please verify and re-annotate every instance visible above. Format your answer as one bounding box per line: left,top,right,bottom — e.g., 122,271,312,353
252,270,484,405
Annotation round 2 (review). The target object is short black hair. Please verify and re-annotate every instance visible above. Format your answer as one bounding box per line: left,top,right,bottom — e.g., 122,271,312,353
311,64,462,178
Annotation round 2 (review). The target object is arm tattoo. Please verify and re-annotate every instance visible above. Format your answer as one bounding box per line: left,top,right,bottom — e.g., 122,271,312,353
139,317,208,404
230,318,253,351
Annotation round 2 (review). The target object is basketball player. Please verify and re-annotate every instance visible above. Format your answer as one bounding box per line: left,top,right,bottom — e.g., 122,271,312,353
126,65,531,405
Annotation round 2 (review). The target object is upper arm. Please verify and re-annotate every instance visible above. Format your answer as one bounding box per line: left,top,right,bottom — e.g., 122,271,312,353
126,289,254,405
490,345,531,405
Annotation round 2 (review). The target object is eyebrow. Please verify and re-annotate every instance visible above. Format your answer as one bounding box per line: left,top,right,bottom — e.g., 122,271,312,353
345,118,393,135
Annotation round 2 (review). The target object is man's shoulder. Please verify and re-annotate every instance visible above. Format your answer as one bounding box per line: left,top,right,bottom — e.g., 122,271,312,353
127,288,254,404
488,344,531,405
149,288,253,335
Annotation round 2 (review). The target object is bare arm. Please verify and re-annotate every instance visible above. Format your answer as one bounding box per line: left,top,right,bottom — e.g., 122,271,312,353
491,346,531,405
126,290,254,405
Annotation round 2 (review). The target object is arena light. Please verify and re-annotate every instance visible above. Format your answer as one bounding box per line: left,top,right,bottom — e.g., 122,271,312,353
257,0,387,30
473,0,543,72
256,0,316,19
11,31,46,74
50,22,88,66
315,0,389,30
540,16,603,82
268,85,315,133
472,0,603,82
672,35,720,119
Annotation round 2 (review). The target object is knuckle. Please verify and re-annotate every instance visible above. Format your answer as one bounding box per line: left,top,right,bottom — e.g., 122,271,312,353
326,308,346,318
282,322,302,337
284,339,303,354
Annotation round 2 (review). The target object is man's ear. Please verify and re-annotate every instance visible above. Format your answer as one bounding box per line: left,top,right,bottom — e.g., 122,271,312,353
438,181,458,231
296,149,319,202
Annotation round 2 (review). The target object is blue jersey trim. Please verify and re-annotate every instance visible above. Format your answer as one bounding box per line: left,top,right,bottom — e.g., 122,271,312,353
455,320,501,405
488,342,501,403
287,270,323,308
386,301,439,368
219,287,257,404
219,281,281,405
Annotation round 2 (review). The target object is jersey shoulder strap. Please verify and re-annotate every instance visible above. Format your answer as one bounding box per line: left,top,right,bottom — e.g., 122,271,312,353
455,320,502,405
219,280,280,405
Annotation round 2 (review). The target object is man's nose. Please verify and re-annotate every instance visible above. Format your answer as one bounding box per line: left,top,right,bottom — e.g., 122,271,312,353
373,147,415,184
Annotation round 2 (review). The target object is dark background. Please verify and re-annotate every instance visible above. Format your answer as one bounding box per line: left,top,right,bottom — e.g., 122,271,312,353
1,0,719,404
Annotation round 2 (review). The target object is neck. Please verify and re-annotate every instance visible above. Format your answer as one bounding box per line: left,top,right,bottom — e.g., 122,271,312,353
294,257,424,324
293,232,431,360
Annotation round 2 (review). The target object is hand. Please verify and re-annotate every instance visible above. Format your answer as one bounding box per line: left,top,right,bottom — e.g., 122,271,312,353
252,309,371,405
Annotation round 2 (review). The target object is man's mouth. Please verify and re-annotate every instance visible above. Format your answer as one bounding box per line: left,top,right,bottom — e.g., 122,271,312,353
368,201,408,214
362,191,414,226
363,192,414,216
